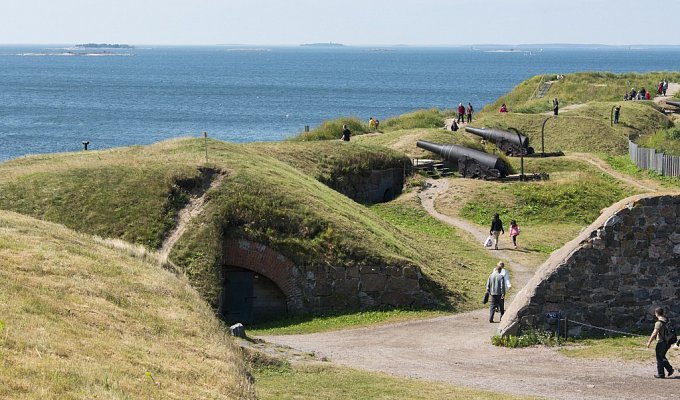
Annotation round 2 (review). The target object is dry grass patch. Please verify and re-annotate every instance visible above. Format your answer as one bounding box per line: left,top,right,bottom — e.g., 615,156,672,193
0,211,253,399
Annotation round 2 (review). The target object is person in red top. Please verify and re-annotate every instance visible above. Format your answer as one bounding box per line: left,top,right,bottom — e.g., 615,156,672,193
499,103,508,113
457,102,465,123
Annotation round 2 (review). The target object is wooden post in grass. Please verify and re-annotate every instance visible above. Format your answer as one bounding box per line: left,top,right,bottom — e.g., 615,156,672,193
203,132,208,163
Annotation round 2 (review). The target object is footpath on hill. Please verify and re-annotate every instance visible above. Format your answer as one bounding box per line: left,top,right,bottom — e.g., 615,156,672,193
260,169,680,399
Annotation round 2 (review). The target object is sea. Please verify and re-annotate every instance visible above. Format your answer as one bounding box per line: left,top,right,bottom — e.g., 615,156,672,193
1,45,680,161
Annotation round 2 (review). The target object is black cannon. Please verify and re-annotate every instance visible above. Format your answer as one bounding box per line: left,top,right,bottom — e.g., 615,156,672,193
465,126,534,156
416,140,509,178
666,100,680,108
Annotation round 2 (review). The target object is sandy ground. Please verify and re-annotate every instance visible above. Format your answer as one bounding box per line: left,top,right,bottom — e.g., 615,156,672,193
259,177,680,400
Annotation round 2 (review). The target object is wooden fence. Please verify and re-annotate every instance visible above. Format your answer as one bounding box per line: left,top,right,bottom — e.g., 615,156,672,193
629,140,680,177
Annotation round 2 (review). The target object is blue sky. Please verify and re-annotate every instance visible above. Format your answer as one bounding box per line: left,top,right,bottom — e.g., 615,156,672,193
1,0,677,45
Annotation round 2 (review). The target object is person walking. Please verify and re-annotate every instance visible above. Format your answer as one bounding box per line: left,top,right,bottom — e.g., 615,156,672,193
499,262,511,290
509,220,521,249
552,98,559,115
646,307,675,378
663,79,669,96
486,263,506,323
489,213,504,250
466,102,474,123
457,102,465,123
368,117,376,130
614,105,621,124
341,124,351,142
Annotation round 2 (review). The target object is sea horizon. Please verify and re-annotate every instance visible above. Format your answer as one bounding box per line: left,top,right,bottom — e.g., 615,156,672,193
2,45,680,161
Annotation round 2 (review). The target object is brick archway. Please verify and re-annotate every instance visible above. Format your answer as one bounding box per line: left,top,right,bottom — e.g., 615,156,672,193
222,239,304,312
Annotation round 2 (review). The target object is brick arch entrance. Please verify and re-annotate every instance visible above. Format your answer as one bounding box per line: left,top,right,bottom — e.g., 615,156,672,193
219,239,304,323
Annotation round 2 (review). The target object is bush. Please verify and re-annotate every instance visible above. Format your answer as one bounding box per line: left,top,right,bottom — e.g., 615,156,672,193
637,126,680,156
292,117,369,141
491,329,557,348
382,108,456,131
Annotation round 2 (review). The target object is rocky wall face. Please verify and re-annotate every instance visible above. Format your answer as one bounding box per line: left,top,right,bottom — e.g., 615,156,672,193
329,168,404,204
500,194,680,337
222,239,432,320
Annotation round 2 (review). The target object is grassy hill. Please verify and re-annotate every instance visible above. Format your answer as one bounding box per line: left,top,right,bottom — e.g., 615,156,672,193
0,211,253,399
483,71,680,113
0,138,500,314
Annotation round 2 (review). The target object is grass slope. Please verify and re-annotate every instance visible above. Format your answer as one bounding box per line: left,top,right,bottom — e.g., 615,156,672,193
0,141,208,248
0,211,253,399
0,138,506,313
483,72,680,114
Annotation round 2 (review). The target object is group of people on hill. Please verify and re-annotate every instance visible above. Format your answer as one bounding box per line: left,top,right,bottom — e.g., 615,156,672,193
456,102,474,123
624,87,651,101
450,102,474,131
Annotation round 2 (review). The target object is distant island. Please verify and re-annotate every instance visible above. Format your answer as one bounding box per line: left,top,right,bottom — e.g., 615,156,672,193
75,43,134,49
300,42,345,47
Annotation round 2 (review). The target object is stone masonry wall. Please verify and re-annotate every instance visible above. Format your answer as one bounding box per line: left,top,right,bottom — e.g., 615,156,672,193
330,168,404,204
222,239,433,317
500,193,680,337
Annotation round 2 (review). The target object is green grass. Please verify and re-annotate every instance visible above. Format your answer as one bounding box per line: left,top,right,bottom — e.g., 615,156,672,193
0,159,203,249
248,140,410,187
637,126,680,156
0,211,254,399
291,116,370,141
371,196,504,307
249,308,445,336
253,363,536,400
482,71,680,114
604,154,680,188
459,171,632,226
492,329,558,348
470,112,630,155
381,108,457,131
559,336,680,364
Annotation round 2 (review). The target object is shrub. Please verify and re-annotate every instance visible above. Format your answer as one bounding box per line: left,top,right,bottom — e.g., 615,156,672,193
491,329,557,348
382,108,456,131
292,117,369,141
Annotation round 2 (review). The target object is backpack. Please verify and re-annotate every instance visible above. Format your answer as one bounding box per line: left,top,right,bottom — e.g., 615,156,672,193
663,319,678,347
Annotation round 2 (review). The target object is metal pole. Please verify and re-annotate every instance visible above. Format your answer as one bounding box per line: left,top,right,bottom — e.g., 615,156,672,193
541,116,554,157
508,127,524,180
203,131,208,163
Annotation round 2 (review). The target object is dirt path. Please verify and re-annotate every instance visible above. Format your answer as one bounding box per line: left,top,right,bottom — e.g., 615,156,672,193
653,82,680,104
567,153,661,192
418,179,534,289
259,174,679,399
158,171,226,263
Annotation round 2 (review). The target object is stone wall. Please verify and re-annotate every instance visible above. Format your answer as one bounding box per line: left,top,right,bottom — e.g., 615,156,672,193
500,193,680,337
222,239,432,318
329,168,405,204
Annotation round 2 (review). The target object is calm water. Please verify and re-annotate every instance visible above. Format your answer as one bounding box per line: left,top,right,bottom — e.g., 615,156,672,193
1,45,680,161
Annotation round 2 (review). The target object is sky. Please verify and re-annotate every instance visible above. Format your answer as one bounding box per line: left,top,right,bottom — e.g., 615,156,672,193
1,0,678,46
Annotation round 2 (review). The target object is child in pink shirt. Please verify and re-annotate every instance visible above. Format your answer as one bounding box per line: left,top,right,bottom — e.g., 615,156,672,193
510,220,521,249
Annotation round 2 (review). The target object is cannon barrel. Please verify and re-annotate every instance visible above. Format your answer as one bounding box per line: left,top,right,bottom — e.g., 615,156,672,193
666,100,680,108
464,126,534,156
416,140,508,177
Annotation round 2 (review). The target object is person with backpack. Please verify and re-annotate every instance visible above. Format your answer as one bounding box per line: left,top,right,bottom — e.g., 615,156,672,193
646,307,676,378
